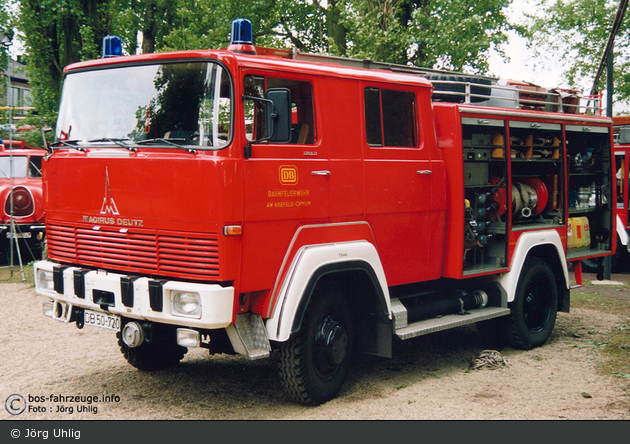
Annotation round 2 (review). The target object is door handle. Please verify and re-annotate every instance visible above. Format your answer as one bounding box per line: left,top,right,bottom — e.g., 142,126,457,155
312,170,331,176
417,170,432,175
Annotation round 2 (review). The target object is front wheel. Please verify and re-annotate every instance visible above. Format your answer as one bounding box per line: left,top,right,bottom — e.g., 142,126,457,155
117,323,187,371
505,257,558,349
278,282,354,406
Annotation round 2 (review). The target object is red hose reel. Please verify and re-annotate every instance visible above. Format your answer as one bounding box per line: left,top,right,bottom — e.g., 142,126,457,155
490,176,548,219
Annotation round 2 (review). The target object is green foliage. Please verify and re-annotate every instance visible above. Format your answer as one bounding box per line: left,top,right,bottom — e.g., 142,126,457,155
15,0,118,128
1,3,13,100
525,0,630,112
14,0,516,128
344,0,511,72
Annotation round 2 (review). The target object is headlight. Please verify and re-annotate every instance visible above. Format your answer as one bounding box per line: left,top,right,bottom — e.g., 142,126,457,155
36,269,54,291
171,291,201,318
5,186,35,217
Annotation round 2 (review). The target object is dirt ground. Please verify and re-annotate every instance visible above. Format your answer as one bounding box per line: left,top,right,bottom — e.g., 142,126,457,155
0,264,629,421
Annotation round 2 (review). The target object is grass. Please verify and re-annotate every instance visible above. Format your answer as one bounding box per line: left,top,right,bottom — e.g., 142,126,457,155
0,261,35,281
571,292,630,380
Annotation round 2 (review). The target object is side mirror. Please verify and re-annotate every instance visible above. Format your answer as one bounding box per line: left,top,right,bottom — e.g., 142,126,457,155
265,88,291,143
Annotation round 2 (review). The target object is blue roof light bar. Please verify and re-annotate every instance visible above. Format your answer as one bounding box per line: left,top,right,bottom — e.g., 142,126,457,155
228,18,257,55
102,35,123,58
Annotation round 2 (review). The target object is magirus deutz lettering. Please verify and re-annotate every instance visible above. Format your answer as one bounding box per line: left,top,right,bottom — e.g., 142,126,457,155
82,215,144,227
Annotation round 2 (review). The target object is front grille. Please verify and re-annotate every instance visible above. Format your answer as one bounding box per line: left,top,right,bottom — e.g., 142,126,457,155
46,223,220,280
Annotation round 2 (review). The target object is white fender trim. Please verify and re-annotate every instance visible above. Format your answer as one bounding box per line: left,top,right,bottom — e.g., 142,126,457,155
265,240,390,342
492,229,569,303
616,215,629,250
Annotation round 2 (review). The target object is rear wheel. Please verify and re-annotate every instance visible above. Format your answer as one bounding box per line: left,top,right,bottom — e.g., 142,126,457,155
278,283,353,406
581,236,627,273
505,257,558,349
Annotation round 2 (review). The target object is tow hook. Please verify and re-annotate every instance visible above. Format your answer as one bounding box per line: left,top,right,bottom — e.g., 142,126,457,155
73,307,85,329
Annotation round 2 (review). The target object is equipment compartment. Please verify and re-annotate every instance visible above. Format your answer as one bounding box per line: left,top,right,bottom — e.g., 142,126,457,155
565,124,613,259
508,121,564,230
461,117,508,273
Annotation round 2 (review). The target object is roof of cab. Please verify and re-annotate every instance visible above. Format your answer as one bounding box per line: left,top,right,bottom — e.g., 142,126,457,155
63,47,433,89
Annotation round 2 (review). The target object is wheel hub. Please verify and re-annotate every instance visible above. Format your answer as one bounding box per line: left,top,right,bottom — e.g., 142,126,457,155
314,315,348,374
524,285,549,332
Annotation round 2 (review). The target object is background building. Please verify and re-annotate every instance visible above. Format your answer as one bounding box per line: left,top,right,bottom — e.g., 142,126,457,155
2,56,32,119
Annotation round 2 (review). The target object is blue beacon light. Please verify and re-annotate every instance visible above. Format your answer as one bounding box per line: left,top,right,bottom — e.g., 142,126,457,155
102,35,123,58
228,18,257,55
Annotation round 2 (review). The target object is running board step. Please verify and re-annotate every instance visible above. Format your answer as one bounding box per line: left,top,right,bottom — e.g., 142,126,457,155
394,306,511,340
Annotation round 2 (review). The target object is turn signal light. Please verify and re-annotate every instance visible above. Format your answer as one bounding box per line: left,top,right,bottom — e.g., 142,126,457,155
223,225,242,236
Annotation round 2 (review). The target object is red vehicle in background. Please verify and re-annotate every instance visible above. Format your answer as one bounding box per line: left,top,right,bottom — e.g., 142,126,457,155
0,138,46,265
603,115,630,272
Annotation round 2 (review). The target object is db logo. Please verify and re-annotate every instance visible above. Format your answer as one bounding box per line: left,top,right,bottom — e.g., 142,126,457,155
279,166,298,185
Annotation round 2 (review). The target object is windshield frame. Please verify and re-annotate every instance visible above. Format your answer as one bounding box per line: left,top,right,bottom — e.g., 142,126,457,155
55,58,235,152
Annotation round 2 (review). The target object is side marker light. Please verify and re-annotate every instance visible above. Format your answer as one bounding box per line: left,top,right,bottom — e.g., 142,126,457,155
223,225,242,236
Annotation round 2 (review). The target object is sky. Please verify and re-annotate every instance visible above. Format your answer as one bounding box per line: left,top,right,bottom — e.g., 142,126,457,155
487,0,567,90
487,0,623,114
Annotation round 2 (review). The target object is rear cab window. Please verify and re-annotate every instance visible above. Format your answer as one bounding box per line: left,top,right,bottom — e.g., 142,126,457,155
364,87,418,148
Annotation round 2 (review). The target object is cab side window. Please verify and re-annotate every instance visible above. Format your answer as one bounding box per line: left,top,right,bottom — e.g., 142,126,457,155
364,87,417,147
244,75,315,144
29,156,43,178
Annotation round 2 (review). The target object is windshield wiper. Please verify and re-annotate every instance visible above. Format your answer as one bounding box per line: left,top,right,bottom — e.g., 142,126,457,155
136,138,196,153
88,138,135,151
50,140,85,151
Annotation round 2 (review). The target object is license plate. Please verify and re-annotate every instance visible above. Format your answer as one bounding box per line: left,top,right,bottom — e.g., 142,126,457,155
6,231,31,239
84,309,121,331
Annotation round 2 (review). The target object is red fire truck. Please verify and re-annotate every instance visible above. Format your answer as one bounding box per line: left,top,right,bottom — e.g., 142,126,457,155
34,19,616,406
0,139,46,265
610,116,630,270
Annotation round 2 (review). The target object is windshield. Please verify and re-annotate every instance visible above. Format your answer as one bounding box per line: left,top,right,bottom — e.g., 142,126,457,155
55,61,233,149
0,157,29,178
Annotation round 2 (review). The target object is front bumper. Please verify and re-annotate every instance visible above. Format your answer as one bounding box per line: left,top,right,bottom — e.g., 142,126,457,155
0,223,45,241
33,260,235,329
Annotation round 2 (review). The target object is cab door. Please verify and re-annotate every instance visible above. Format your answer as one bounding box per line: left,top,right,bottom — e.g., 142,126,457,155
362,85,436,285
240,73,330,293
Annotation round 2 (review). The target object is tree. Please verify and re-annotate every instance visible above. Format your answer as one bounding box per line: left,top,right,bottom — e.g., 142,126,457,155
14,0,516,127
159,0,512,74
341,0,511,72
1,3,14,115
16,0,117,121
525,0,630,112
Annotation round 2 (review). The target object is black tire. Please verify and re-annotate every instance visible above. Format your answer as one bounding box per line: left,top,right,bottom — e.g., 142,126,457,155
581,237,627,273
580,258,598,273
505,257,558,350
278,282,354,406
117,324,187,371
